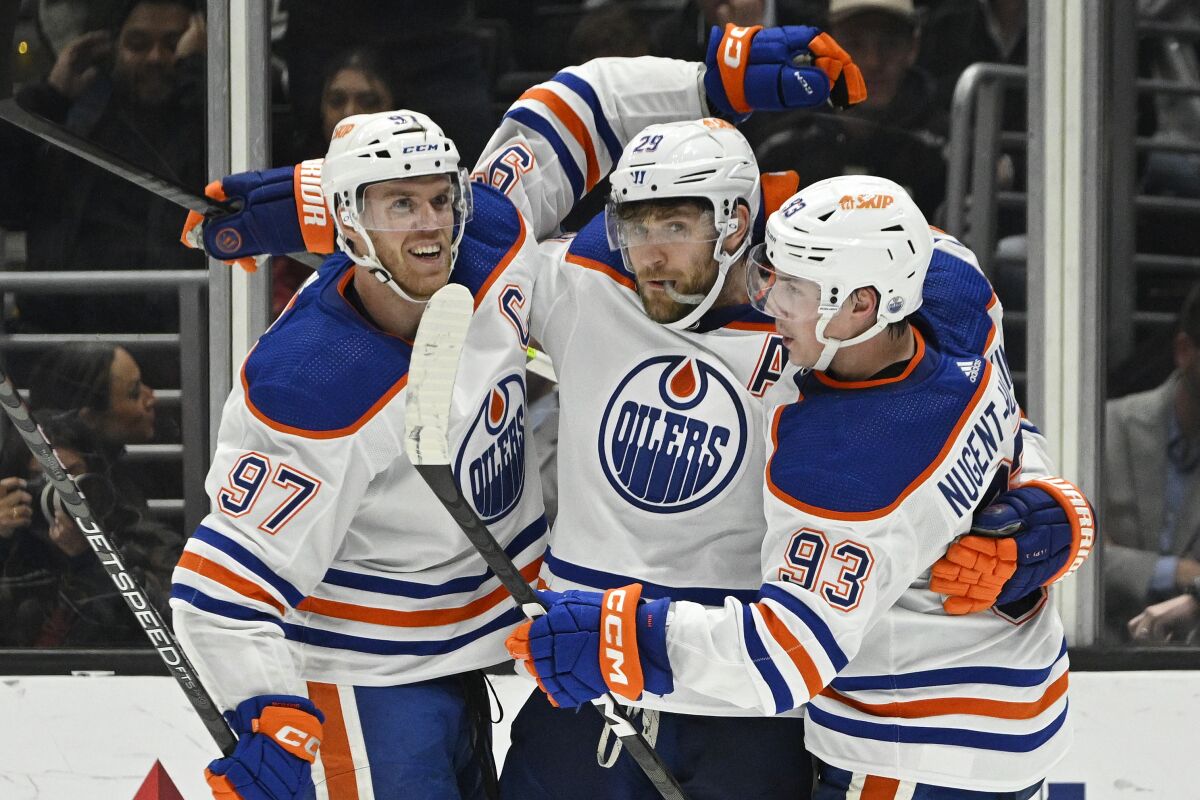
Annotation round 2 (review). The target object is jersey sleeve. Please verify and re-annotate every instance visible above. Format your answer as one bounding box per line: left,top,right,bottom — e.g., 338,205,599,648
473,57,707,239
664,503,934,716
169,390,390,709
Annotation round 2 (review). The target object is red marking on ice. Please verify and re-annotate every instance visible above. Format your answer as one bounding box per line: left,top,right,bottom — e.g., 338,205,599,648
131,760,185,800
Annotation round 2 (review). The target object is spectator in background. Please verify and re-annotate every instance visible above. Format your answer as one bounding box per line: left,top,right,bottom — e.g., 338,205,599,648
0,0,207,334
752,0,948,218
917,0,1026,114
1105,282,1200,642
27,343,158,512
648,0,768,64
274,46,397,314
280,0,494,165
567,4,650,63
0,411,180,647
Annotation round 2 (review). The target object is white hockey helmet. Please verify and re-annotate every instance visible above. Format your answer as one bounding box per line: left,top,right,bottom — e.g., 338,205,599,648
747,175,934,371
606,119,760,330
320,110,473,302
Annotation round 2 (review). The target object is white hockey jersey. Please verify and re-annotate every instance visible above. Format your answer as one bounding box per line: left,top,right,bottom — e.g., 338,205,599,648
663,244,1072,790
170,191,545,707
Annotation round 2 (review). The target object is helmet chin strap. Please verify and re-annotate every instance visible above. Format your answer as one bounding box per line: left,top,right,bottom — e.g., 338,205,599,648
663,227,750,331
343,221,463,305
810,311,890,372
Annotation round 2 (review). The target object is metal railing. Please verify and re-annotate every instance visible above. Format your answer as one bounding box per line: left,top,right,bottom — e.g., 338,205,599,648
0,270,209,534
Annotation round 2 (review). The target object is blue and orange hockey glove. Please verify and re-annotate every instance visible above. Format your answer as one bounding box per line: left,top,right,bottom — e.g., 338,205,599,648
181,159,334,272
205,694,325,800
931,478,1097,614
506,585,673,709
703,24,867,122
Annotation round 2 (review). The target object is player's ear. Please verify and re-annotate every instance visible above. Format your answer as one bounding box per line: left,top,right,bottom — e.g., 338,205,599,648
722,202,752,254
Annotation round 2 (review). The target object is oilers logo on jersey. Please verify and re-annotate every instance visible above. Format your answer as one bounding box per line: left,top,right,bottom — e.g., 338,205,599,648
455,373,527,523
598,355,748,513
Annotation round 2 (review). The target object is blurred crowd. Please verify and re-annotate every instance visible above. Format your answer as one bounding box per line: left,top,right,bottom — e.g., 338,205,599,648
0,0,1197,649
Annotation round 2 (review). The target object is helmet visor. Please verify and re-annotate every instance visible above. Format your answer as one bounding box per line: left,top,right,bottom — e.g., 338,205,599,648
746,243,823,321
604,198,720,251
357,168,473,232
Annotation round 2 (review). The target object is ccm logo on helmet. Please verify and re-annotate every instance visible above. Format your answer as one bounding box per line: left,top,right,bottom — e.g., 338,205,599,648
275,725,320,758
402,144,440,154
722,26,755,69
839,194,895,210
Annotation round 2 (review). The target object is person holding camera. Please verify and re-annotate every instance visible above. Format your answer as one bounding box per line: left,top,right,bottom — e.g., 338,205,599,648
0,410,179,647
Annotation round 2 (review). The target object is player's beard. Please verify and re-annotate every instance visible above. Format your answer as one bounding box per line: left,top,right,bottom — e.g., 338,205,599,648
373,229,454,301
635,251,720,325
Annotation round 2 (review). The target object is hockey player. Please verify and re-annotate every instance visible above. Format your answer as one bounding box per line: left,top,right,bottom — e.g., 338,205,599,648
175,25,864,800
508,177,1089,798
188,41,1086,799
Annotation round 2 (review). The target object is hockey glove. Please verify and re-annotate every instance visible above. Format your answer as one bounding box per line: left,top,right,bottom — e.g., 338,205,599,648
180,160,334,272
931,478,1097,615
204,694,325,800
703,24,867,122
506,584,673,709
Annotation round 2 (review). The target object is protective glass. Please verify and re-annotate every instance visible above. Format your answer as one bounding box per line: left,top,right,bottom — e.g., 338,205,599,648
604,199,721,251
357,168,474,232
746,243,823,320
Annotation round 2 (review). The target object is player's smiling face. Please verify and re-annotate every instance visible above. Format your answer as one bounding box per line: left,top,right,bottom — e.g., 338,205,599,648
619,203,720,324
359,175,456,299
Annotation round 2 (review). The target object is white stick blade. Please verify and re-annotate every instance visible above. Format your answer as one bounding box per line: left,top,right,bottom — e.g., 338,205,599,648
406,283,474,466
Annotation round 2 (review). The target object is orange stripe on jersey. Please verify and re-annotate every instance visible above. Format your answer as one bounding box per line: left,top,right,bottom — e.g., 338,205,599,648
724,320,777,332
983,292,1000,353
755,603,825,699
307,683,360,800
768,359,994,521
813,330,926,390
565,253,636,291
475,213,528,309
861,774,901,799
823,671,1069,721
298,558,542,627
176,551,287,615
519,88,600,192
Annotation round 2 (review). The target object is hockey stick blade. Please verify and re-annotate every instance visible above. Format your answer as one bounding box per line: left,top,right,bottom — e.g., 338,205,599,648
0,364,237,755
0,98,322,270
406,285,689,800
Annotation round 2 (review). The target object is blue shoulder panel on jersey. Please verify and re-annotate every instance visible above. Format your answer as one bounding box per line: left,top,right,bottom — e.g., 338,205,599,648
452,183,526,301
565,213,636,279
242,256,412,435
916,247,997,357
769,348,990,515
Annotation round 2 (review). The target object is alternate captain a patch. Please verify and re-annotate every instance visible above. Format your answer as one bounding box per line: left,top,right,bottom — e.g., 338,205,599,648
454,373,527,524
598,354,748,514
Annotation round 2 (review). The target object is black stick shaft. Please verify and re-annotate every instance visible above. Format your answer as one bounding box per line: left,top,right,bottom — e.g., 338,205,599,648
0,98,323,270
414,464,690,800
0,365,237,755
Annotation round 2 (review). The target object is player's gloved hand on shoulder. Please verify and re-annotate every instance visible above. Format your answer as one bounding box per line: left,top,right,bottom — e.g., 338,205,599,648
205,694,325,800
931,478,1097,615
505,584,673,709
180,160,334,272
703,24,867,122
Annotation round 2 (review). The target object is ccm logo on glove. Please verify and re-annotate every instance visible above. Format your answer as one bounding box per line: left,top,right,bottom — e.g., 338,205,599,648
721,25,758,69
601,584,645,700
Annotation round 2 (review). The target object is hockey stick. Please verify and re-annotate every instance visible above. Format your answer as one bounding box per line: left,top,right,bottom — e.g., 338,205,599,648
0,364,237,756
406,284,689,800
0,97,322,270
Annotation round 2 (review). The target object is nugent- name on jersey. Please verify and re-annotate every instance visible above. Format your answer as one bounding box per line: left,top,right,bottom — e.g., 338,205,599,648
663,331,1071,791
169,184,545,706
